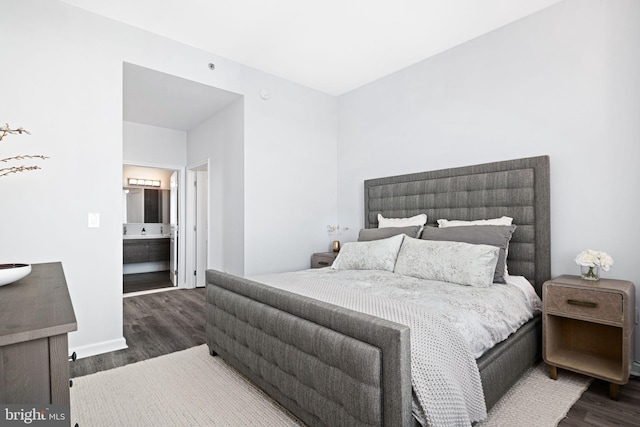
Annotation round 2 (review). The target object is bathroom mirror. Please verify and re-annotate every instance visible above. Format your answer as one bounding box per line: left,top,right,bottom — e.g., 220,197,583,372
123,188,169,223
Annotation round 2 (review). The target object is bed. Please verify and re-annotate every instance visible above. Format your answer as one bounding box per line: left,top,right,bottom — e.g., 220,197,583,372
206,155,550,426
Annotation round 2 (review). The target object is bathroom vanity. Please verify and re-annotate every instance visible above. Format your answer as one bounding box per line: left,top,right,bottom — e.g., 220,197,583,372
123,237,170,264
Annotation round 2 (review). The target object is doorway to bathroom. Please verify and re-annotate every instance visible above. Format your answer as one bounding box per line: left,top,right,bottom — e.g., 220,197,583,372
122,164,181,294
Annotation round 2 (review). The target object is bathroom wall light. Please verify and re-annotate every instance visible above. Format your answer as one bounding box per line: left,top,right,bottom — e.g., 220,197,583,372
128,178,160,187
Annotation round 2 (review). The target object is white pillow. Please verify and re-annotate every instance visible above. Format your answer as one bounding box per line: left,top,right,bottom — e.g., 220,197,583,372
394,237,500,287
332,234,405,271
378,213,427,228
437,216,513,228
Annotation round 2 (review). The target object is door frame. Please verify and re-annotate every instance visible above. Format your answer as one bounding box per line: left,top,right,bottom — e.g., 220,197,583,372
122,160,187,288
186,159,210,288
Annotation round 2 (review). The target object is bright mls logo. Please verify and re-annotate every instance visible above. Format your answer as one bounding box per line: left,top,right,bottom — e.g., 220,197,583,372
0,405,69,426
4,408,47,424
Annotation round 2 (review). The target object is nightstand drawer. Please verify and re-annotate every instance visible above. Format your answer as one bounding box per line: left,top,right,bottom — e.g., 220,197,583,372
311,252,337,268
545,284,622,324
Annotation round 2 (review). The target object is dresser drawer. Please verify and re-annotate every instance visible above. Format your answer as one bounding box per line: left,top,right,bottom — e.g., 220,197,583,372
545,284,623,324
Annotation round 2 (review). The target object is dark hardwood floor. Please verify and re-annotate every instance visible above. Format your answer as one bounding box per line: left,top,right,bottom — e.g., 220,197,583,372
71,287,206,377
559,374,640,426
123,270,174,293
70,288,640,426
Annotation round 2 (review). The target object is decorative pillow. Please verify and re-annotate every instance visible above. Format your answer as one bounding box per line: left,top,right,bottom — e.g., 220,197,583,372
437,216,513,228
394,237,500,287
378,213,427,228
331,234,405,271
421,225,516,283
358,226,421,242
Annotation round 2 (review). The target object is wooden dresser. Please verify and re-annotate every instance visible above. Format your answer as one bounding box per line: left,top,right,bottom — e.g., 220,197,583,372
542,275,635,399
0,262,77,406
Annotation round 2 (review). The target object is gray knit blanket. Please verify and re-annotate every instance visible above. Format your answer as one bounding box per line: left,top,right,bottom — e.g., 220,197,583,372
253,272,487,426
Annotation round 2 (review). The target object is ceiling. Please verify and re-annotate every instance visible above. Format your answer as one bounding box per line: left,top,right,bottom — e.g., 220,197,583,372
123,63,241,131
61,0,563,96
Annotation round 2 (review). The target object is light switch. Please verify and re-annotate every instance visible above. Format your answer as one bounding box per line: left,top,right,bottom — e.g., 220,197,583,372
88,213,100,228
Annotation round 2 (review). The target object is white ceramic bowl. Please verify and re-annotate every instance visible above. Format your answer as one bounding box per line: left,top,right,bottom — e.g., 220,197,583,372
0,264,32,287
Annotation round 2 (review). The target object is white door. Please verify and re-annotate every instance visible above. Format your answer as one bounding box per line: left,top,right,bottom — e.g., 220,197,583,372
195,169,208,287
169,171,179,285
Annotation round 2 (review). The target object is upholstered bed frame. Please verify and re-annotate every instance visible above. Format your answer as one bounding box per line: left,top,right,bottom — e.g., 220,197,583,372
206,155,550,426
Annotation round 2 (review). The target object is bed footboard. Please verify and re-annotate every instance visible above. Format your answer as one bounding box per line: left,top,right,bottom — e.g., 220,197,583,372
206,270,412,427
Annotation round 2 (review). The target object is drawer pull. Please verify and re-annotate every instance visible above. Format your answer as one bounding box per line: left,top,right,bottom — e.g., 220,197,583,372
318,261,330,266
567,299,597,308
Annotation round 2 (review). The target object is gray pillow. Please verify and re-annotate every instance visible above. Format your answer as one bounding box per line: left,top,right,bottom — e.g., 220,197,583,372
421,225,516,283
358,226,421,241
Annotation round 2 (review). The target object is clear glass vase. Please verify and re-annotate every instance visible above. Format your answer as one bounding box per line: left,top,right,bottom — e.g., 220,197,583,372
580,265,600,281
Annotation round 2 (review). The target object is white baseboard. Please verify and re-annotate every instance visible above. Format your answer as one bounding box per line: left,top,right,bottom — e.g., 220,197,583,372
71,337,128,360
123,286,179,298
632,361,640,378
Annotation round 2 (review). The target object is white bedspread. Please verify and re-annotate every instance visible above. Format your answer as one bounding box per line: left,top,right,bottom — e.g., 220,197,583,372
293,269,540,358
252,269,540,426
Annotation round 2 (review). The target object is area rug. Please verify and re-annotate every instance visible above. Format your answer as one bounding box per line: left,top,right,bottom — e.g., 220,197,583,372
71,344,591,426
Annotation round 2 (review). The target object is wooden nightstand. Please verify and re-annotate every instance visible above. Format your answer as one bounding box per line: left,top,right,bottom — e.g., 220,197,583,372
542,275,636,399
311,252,338,268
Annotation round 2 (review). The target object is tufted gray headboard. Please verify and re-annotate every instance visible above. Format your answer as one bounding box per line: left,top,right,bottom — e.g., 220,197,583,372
364,156,550,295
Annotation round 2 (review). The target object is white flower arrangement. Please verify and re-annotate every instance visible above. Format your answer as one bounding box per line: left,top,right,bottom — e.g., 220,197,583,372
575,249,614,271
327,224,349,240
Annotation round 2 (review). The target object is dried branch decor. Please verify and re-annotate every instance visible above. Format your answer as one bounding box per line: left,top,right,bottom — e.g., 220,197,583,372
0,123,48,177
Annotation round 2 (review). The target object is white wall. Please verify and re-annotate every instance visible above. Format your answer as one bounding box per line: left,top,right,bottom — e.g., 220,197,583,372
0,0,338,357
338,0,640,360
123,121,187,168
187,97,245,276
241,75,339,275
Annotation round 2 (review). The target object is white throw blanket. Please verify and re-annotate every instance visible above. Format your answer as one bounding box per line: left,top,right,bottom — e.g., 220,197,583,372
253,272,487,426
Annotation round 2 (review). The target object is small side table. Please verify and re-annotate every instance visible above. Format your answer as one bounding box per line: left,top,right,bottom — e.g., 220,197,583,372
311,252,338,269
542,275,635,399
